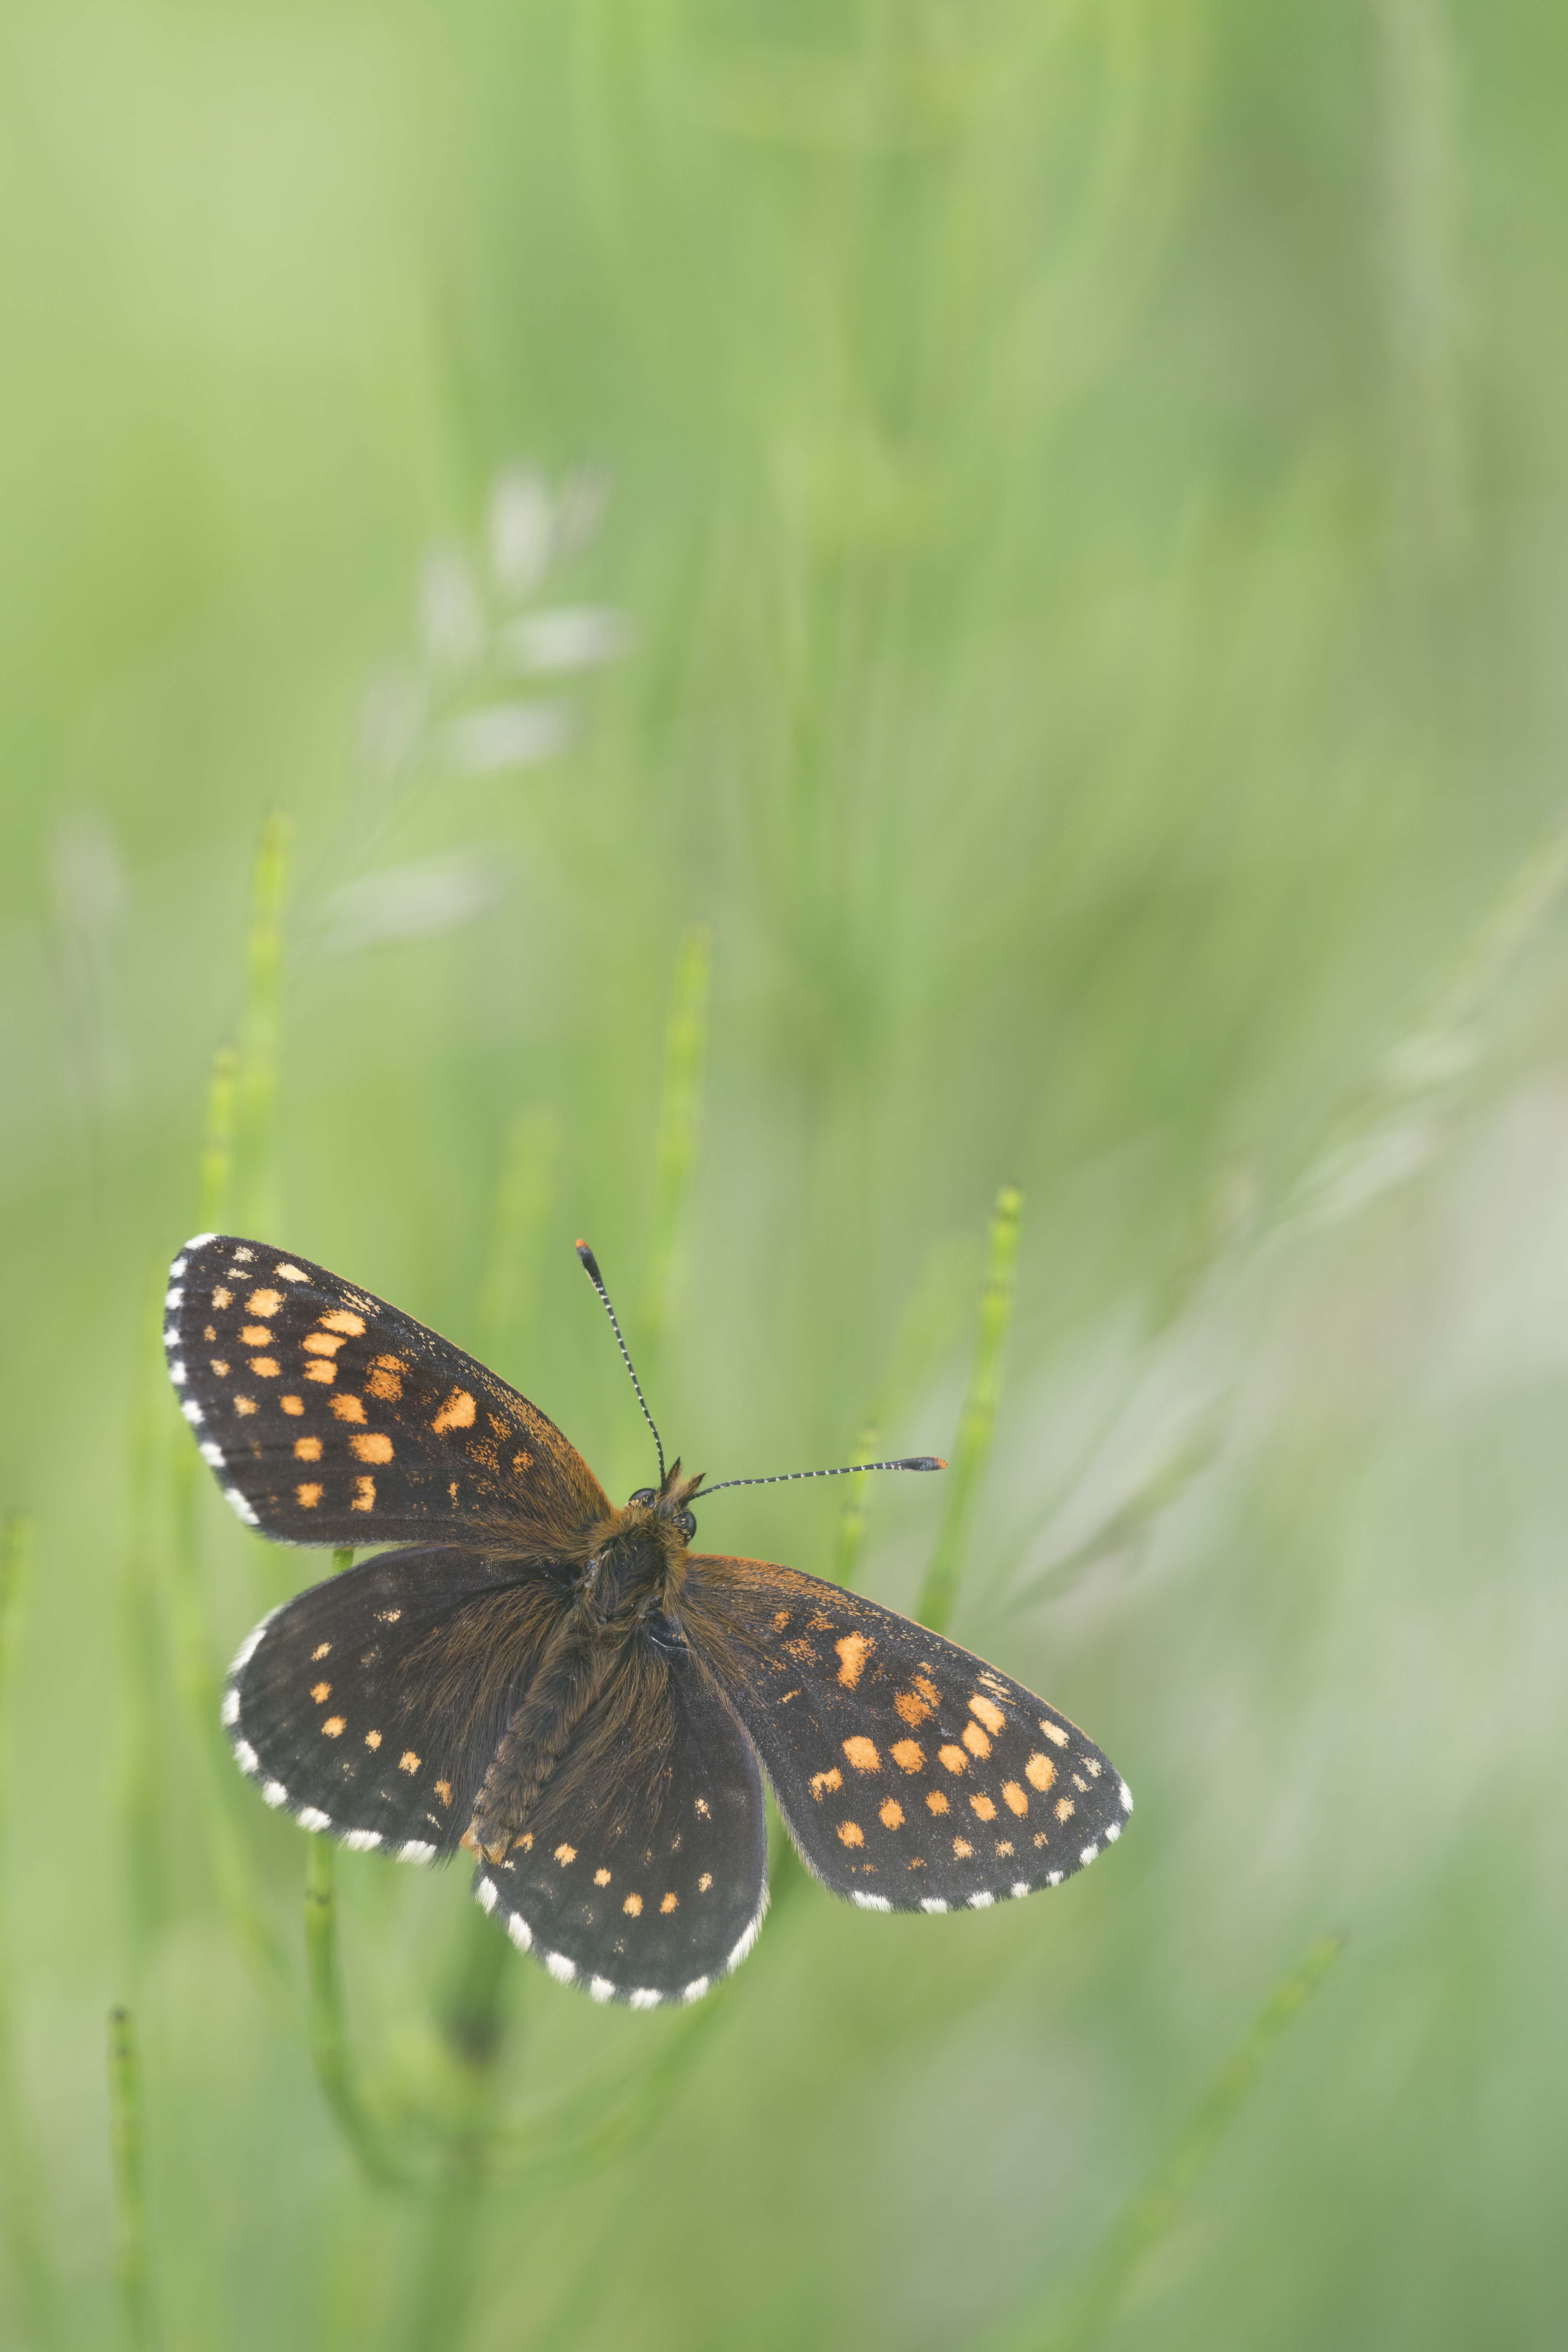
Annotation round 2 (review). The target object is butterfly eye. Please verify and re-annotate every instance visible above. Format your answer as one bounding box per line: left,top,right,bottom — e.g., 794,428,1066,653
628,1488,656,1507
676,1510,696,1542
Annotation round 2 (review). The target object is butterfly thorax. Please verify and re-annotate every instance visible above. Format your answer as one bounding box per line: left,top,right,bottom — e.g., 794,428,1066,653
465,1496,694,1862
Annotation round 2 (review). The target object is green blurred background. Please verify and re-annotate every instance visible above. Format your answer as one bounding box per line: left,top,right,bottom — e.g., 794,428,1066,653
4,1,1568,2346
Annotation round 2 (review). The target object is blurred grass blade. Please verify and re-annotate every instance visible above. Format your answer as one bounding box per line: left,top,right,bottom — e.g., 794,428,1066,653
196,1046,239,1240
304,1550,414,2191
402,1912,516,2352
120,1269,176,1958
918,1185,1023,1633
638,924,711,1364
0,1520,61,2350
477,1105,563,1367
107,2007,157,2352
832,1424,879,1590
237,811,290,1236
999,1933,1344,2352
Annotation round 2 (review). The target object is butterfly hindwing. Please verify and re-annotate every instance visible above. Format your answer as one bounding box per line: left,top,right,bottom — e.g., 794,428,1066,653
166,1234,610,1549
687,1557,1133,1912
226,1548,566,1858
475,1652,768,2008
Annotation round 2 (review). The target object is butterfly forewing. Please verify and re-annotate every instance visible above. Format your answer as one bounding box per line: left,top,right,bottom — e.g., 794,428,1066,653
687,1557,1133,1912
476,1655,768,2007
166,1235,609,1549
226,1548,566,1858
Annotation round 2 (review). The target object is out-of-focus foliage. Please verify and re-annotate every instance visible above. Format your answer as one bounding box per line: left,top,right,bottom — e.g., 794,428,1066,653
3,2,1567,2346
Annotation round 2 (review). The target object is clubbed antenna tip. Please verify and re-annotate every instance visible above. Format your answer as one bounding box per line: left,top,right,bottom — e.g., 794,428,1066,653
575,1238,664,1485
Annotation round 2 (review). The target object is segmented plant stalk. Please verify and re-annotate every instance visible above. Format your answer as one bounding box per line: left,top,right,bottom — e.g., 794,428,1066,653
107,2007,157,2352
918,1184,1023,1634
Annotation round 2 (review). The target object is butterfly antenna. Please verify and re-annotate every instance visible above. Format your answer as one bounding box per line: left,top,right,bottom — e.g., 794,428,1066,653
701,1456,946,1497
575,1241,665,1486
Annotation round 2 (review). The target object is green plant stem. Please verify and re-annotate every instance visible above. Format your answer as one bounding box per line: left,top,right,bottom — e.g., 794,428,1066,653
997,1933,1344,2352
832,1423,879,1590
237,812,290,1235
107,2008,156,2352
402,1911,516,2352
918,1184,1022,1634
477,1105,562,1369
637,923,710,1365
0,1521,60,2350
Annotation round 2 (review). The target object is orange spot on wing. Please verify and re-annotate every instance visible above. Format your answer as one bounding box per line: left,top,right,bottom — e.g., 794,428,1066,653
1002,1781,1028,1815
211,1287,232,1309
837,1821,864,1847
294,1436,323,1462
623,1893,642,1916
311,1644,330,1661
554,1842,575,1864
432,1388,476,1434
296,1482,323,1507
366,1367,402,1402
302,1332,344,1357
890,1738,925,1772
351,1432,394,1464
926,1790,948,1814
399,1751,420,1773
835,1632,874,1688
1054,1797,1075,1821
660,1892,678,1913
594,1869,611,1886
310,1682,330,1703
304,1360,336,1385
810,1768,843,1800
248,1357,280,1379
239,1325,272,1347
281,1395,304,1415
952,1836,973,1858
322,1716,345,1738
938,1745,968,1774
330,1393,366,1423
962,1720,991,1758
351,1477,376,1512
1025,1753,1056,1792
1039,1719,1070,1748
842,1736,880,1773
246,1290,283,1317
969,1694,1007,1735
698,1873,713,1892
233,1397,257,1416
365,1730,382,1749
274,1263,307,1282
434,1780,451,1806
319,1309,366,1336
209,1359,230,1377
969,1793,997,1821
879,1798,904,1829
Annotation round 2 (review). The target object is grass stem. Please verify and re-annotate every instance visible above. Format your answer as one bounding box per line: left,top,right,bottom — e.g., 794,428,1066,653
0,1521,60,2349
107,2007,156,2352
237,812,290,1236
918,1184,1022,1634
637,924,710,1365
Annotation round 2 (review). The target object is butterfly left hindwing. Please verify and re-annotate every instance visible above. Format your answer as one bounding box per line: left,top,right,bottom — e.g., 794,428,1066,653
226,1547,565,1858
685,1556,1133,1912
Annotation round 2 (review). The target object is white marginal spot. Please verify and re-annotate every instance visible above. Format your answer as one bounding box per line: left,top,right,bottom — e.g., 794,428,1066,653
1047,1870,1063,1886
169,1256,188,1280
343,1829,381,1853
220,1688,240,1727
1119,1780,1134,1813
477,1878,498,1914
725,1913,764,1974
851,1891,892,1912
233,1740,259,1776
588,1977,615,2005
224,1487,260,1527
168,1358,186,1384
181,1399,204,1426
1011,1881,1030,1899
397,1840,436,1864
919,1897,948,1914
969,1891,995,1910
1104,1821,1121,1843
165,1286,183,1311
229,1613,274,1676
1079,1843,1099,1867
297,1807,331,1833
681,1977,710,2004
261,1781,289,1809
544,1950,575,1985
506,1912,532,1951
628,1988,661,2011
184,1232,217,1250
199,1441,224,1468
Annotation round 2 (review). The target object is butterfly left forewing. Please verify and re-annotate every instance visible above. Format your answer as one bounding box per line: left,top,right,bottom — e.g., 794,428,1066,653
475,1653,768,2007
166,1234,609,1548
685,1556,1132,1912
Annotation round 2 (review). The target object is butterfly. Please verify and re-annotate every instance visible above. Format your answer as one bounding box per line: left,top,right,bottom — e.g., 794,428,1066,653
166,1232,1132,2008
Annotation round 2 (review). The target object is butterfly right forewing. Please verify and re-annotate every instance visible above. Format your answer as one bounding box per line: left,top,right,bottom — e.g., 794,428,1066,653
684,1555,1133,1913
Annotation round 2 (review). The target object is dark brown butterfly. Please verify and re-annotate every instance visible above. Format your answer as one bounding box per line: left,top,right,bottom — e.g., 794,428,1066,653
167,1233,1131,2007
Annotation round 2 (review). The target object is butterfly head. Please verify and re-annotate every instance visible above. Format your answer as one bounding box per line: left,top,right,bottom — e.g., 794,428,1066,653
626,1457,705,1548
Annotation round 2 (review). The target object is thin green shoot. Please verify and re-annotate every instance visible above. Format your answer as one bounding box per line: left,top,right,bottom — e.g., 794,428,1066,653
637,923,711,1367
236,811,290,1237
918,1184,1023,1634
107,2007,157,2352
477,1105,563,1370
0,1520,60,2349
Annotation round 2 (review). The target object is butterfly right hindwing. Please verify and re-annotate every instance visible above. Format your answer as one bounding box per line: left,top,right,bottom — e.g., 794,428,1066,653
475,1652,768,2007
